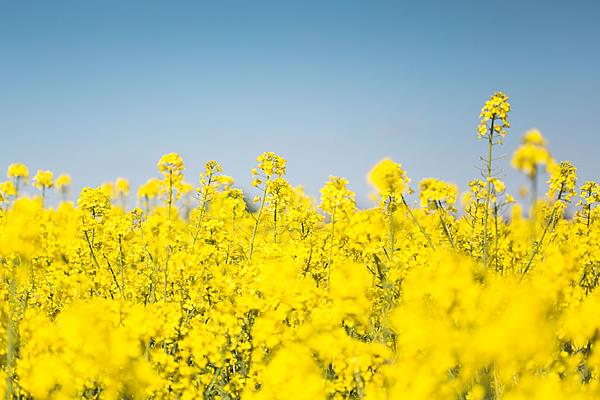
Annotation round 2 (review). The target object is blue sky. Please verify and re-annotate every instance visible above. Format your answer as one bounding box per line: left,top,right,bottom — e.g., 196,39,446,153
1,1,599,207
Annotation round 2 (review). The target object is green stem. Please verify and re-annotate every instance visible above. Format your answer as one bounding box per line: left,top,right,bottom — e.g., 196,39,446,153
522,184,565,278
228,210,237,264
327,207,336,290
586,187,592,235
84,229,101,270
14,177,20,199
388,199,395,258
273,202,278,244
118,235,126,298
249,181,269,260
191,174,213,250
494,201,500,271
436,201,456,250
483,117,495,266
530,169,538,243
167,170,173,221
5,262,18,400
401,195,435,250
521,206,558,277
164,247,171,302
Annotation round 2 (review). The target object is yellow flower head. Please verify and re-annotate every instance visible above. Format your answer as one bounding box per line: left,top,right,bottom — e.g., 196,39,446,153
199,160,223,188
266,177,293,208
547,160,577,202
319,175,356,217
157,152,185,177
204,160,223,177
468,179,487,201
100,182,114,198
522,128,547,146
77,187,111,217
252,152,287,185
218,175,235,188
55,174,72,189
224,188,245,215
368,158,410,197
419,178,458,210
138,178,161,199
512,129,553,177
7,162,29,182
115,177,130,196
578,181,600,206
0,180,17,198
488,177,505,194
477,92,511,139
33,170,54,189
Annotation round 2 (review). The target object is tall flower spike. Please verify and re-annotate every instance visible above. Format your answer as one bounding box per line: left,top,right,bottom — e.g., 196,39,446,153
157,152,185,178
512,129,553,178
33,170,54,190
368,158,410,212
547,161,577,203
252,151,287,186
478,91,510,267
419,178,458,211
319,175,356,289
248,151,287,259
77,187,111,218
157,152,185,218
55,174,72,190
319,176,356,217
477,92,511,140
7,163,29,183
115,177,130,196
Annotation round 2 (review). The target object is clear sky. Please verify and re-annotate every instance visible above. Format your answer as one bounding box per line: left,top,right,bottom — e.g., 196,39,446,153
1,1,599,207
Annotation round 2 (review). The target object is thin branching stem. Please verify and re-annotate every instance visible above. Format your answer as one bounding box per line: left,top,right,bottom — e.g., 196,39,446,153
401,195,435,250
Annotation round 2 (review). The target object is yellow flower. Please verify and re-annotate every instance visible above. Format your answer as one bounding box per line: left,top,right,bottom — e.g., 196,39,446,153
319,175,356,217
55,174,72,189
477,91,510,139
115,177,130,196
33,169,54,189
157,152,185,177
138,177,161,200
77,186,111,217
0,180,17,198
547,160,577,202
488,177,505,194
579,181,600,206
1,92,599,400
253,151,287,181
7,162,29,182
419,178,458,210
522,128,547,146
512,129,553,177
368,158,410,212
203,160,222,178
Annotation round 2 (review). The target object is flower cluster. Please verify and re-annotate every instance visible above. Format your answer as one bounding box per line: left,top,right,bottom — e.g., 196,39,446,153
320,176,356,218
477,91,511,139
547,160,578,202
368,158,409,212
7,163,29,182
32,170,54,190
2,94,600,400
418,178,458,211
512,129,553,177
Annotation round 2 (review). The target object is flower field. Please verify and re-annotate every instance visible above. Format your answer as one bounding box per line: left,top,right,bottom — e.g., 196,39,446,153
2,92,600,399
